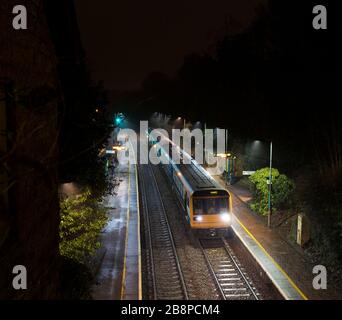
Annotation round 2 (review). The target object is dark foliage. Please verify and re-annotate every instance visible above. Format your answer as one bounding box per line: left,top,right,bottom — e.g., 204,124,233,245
133,0,341,174
121,0,342,264
60,256,93,300
45,1,111,195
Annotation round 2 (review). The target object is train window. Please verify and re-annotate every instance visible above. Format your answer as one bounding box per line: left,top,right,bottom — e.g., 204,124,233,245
193,197,228,215
193,198,204,214
206,198,217,214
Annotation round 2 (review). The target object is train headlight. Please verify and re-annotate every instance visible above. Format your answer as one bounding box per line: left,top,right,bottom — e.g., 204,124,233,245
194,216,203,222
221,213,231,223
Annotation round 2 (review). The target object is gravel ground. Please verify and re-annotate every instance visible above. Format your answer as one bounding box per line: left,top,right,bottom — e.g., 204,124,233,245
227,236,283,300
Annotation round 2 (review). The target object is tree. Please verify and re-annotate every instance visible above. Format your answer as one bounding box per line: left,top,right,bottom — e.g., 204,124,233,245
59,189,108,264
249,168,294,215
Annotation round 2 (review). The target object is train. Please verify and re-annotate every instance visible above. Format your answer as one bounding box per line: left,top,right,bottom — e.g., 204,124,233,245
149,130,232,238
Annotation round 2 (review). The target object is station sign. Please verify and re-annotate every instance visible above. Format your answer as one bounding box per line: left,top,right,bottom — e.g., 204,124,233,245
242,171,255,176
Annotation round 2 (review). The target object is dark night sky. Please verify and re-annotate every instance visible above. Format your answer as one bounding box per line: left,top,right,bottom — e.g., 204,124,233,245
75,0,265,91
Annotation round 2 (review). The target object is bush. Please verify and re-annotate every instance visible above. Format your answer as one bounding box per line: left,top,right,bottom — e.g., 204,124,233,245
59,189,108,264
249,168,294,215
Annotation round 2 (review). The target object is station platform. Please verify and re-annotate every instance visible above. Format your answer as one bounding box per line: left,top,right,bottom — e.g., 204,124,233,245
91,160,141,300
212,174,342,300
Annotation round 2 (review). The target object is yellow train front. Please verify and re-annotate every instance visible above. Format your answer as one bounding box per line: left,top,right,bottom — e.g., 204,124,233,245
161,151,233,238
190,188,232,238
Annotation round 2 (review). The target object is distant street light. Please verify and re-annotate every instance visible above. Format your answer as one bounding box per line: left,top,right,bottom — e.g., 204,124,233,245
177,116,186,129
216,153,231,158
112,145,126,151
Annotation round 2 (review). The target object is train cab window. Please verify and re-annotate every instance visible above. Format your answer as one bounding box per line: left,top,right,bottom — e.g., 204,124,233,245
206,199,217,214
193,198,204,214
193,197,228,215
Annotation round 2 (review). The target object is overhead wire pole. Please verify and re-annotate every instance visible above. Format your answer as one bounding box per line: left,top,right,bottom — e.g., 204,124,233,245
268,141,273,228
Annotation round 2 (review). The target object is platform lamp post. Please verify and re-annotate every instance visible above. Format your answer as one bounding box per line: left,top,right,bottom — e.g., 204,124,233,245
267,141,273,228
203,122,207,166
224,129,233,185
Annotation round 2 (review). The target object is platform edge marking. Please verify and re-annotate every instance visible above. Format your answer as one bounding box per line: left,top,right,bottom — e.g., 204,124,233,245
233,216,308,300
135,155,143,300
120,160,131,300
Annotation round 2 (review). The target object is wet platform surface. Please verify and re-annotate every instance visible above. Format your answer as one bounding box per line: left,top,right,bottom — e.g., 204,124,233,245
213,175,342,300
91,161,141,300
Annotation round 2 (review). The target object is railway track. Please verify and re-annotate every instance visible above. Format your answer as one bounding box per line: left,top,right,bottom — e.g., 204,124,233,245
139,164,189,300
200,237,260,300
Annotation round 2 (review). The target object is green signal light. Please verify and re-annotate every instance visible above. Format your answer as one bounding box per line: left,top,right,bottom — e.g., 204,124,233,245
114,113,125,126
